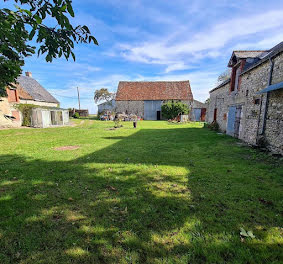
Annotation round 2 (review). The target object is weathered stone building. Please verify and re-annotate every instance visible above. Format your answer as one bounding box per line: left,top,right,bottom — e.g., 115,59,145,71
115,81,194,120
208,41,283,154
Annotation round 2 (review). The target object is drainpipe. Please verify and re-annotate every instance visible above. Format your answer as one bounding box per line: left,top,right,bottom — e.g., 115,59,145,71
259,58,274,136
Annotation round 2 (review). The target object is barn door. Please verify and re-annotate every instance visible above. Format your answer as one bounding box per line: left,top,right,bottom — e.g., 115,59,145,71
144,101,162,120
227,105,242,138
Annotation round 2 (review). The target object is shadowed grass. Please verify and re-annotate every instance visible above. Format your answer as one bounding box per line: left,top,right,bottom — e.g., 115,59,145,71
0,120,282,263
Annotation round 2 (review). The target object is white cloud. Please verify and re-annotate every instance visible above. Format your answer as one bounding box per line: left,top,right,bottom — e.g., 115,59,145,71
118,9,283,71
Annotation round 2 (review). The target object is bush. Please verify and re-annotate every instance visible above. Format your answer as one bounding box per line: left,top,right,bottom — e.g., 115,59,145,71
207,121,220,131
15,104,37,126
73,112,80,119
161,102,189,120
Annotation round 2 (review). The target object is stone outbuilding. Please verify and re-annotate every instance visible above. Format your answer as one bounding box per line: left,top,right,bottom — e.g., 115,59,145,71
207,41,283,155
97,99,116,114
115,81,194,120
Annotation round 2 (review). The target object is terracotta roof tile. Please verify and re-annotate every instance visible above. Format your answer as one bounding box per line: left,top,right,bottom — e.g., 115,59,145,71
116,81,193,101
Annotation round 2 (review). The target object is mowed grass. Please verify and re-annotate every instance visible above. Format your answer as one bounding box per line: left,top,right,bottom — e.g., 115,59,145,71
0,120,282,263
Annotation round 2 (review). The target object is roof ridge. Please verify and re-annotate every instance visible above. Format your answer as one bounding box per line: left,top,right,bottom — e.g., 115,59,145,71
233,50,268,52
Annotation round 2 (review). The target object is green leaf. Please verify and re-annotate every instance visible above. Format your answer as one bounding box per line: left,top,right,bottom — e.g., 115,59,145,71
71,51,75,61
29,28,36,40
67,2,74,17
61,4,67,12
34,15,42,24
82,25,90,33
46,54,52,62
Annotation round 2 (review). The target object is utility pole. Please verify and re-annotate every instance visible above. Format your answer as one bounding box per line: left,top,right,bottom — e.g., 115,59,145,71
77,87,81,110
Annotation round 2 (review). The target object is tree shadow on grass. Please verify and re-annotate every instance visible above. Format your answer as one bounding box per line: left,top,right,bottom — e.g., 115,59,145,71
0,127,282,263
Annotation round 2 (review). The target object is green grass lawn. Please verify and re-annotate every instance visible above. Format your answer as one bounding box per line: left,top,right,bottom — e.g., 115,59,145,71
0,120,282,263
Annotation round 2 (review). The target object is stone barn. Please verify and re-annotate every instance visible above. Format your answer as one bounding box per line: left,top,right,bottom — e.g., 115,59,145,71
207,41,283,155
115,81,194,120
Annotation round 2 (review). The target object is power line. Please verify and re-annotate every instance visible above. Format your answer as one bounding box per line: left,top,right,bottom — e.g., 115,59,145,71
50,93,93,100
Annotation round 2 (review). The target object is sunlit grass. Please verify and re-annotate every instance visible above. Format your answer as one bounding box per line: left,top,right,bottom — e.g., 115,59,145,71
0,120,282,263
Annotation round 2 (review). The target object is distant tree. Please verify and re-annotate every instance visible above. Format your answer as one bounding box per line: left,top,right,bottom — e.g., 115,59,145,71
161,101,189,120
94,88,115,104
216,69,231,85
0,0,98,96
205,98,210,105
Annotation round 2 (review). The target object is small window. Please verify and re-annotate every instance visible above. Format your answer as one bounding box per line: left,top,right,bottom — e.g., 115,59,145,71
254,99,260,105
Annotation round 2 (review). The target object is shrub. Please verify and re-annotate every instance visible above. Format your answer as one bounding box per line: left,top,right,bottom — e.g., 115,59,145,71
161,102,189,120
15,104,37,126
207,121,220,131
73,112,80,119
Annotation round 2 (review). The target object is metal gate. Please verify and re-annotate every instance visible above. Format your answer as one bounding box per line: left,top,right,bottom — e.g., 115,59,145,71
227,105,242,138
144,101,162,120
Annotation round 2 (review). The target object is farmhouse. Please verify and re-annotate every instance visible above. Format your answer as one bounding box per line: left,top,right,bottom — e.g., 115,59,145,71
115,81,194,120
17,72,59,108
207,41,283,154
0,72,61,128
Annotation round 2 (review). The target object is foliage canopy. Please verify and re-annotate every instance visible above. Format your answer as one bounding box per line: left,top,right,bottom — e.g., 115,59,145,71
94,88,115,103
161,101,189,120
0,0,98,96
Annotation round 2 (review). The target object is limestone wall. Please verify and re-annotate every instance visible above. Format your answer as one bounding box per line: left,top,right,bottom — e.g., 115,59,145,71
207,84,230,132
265,89,283,154
115,101,144,117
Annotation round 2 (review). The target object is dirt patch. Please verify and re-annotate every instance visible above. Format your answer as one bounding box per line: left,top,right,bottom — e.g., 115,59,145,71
54,146,80,151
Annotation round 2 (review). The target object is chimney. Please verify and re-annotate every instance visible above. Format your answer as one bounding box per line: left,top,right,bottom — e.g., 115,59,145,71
25,72,32,78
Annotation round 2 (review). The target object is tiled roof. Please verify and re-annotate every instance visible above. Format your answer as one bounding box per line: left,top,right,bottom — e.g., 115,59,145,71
17,76,59,104
116,81,193,101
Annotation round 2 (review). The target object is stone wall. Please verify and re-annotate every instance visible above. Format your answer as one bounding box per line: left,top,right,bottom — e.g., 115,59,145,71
115,101,144,117
265,89,283,154
207,83,230,132
116,100,193,119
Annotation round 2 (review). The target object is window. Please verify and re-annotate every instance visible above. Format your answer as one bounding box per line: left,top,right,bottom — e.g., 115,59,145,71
246,90,249,96
223,113,227,120
254,99,260,105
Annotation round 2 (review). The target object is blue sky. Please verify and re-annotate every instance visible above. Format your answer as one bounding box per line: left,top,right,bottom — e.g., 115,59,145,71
2,0,283,113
